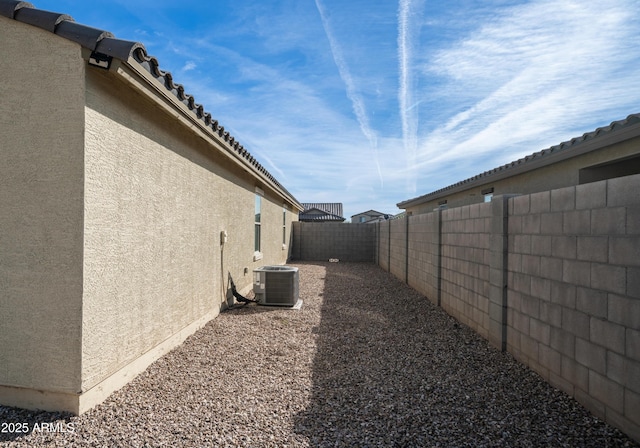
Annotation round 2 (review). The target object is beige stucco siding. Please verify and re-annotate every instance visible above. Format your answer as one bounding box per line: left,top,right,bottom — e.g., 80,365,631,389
81,68,293,390
0,17,85,393
1,15,300,410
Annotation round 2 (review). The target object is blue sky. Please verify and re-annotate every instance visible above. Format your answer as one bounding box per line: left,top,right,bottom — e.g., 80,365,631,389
32,0,640,220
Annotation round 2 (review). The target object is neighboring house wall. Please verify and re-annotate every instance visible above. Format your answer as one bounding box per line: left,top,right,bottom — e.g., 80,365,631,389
380,175,640,443
0,13,299,414
403,130,640,214
351,211,388,223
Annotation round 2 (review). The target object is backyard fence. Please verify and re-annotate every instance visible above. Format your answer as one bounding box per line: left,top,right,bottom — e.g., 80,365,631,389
290,221,376,262
291,173,640,442
384,175,639,442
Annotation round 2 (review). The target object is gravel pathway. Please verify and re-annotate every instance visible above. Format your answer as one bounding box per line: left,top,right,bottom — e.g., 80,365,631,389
1,262,637,447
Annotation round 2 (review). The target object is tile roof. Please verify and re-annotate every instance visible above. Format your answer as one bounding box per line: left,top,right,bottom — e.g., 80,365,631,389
301,203,344,216
398,113,640,208
0,0,301,210
299,203,345,221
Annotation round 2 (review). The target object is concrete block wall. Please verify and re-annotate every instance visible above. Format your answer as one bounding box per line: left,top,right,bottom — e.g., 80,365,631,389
291,222,376,262
378,221,390,271
440,202,493,339
379,174,640,441
389,218,408,281
506,176,640,441
407,212,441,305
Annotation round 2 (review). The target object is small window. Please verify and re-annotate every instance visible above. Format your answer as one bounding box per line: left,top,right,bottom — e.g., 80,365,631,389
254,194,261,253
482,187,494,203
579,154,640,184
282,205,287,247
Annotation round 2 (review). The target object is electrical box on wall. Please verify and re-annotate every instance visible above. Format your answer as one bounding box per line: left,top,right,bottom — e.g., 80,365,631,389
220,230,228,244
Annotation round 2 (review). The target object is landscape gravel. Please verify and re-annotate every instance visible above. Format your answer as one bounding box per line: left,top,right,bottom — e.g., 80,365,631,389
1,261,637,447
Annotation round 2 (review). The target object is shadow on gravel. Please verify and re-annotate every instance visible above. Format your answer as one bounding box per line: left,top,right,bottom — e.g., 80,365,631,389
293,262,637,448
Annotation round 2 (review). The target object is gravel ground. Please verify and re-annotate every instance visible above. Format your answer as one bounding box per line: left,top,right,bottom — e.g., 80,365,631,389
1,261,638,447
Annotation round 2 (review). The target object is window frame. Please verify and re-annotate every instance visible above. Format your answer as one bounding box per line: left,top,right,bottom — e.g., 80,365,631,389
254,188,263,261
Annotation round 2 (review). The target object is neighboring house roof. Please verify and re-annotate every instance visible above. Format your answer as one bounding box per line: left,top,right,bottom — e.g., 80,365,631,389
299,203,345,221
0,0,302,211
398,113,640,209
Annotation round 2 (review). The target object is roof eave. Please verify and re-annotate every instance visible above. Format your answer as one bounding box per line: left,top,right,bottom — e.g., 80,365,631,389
87,51,303,211
398,117,640,209
0,0,302,211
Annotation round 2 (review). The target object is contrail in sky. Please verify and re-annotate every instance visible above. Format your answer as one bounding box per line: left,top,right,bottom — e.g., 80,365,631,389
315,0,384,188
398,0,423,195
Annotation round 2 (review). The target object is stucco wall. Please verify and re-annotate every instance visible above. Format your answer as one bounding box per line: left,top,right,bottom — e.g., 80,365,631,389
1,10,299,414
81,68,294,392
0,17,85,394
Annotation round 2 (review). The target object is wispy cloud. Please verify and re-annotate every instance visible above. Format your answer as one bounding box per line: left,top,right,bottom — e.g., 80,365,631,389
182,61,197,72
34,0,640,218
410,0,640,190
314,0,383,188
167,36,374,195
398,0,424,195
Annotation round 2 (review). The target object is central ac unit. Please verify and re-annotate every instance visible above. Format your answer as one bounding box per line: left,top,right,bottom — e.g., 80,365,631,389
253,266,299,306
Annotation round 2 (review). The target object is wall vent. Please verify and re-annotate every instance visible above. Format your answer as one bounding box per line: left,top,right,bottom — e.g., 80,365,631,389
253,266,299,306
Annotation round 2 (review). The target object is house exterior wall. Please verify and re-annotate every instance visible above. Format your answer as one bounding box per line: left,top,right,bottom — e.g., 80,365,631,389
0,16,85,402
1,16,299,413
404,137,640,214
81,68,295,397
381,174,640,442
